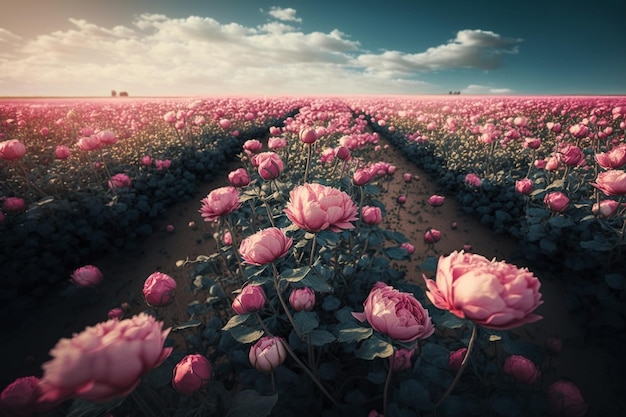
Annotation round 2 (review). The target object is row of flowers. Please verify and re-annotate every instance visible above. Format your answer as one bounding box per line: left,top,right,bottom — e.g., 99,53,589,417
2,97,596,416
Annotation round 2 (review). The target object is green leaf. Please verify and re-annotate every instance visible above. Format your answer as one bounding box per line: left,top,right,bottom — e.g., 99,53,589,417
222,314,250,331
299,270,332,292
226,390,278,417
605,274,625,290
336,322,373,343
172,319,202,331
322,295,341,311
356,334,393,360
67,397,127,417
294,311,319,334
547,215,574,228
279,266,311,283
539,238,557,253
385,247,409,260
229,326,264,344
309,329,336,346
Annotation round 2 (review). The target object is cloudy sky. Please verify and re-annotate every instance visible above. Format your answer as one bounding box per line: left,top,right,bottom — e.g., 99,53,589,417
0,0,624,97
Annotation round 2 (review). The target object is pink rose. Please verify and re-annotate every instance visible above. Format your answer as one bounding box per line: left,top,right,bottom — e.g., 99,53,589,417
545,155,561,171
107,308,124,320
353,282,434,343
546,337,563,354
448,347,468,372
2,197,25,213
108,173,131,189
569,124,589,139
361,205,383,225
143,271,177,307
222,231,232,246
96,130,117,145
232,284,266,314
546,380,588,417
219,119,232,129
0,139,26,161
70,265,103,287
76,135,101,151
228,168,251,187
403,172,413,182
249,336,287,373
560,144,585,166
289,287,316,312
428,195,445,207
353,168,372,186
154,159,171,170
0,376,40,417
243,139,263,154
502,355,540,384
172,354,212,395
523,138,542,149
239,227,292,265
464,173,482,188
268,137,287,150
515,178,534,195
544,191,570,212
284,183,358,233
335,146,350,161
54,145,71,160
255,152,284,180
591,169,626,196
400,242,415,255
423,251,543,330
299,127,318,144
592,199,619,218
424,229,441,244
38,313,172,404
397,195,407,205
199,186,241,222
595,144,626,169
140,155,152,166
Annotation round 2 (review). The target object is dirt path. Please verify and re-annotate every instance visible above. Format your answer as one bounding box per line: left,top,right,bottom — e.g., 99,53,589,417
1,139,618,415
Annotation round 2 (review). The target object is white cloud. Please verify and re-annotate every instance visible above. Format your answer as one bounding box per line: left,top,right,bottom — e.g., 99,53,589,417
463,84,514,94
356,29,522,74
267,7,302,23
0,13,520,96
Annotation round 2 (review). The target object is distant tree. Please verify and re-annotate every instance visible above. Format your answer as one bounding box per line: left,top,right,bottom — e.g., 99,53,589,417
119,91,129,97
111,90,117,97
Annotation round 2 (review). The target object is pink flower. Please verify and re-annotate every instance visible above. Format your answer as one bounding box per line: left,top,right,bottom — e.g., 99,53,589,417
268,137,287,150
546,380,588,417
299,127,318,144
249,336,287,373
428,195,445,207
361,205,383,225
108,173,131,189
143,272,177,307
222,231,232,246
545,155,561,171
397,195,407,205
401,242,415,255
448,347,468,372
591,169,626,196
199,186,241,222
289,287,316,312
284,183,358,233
70,265,103,287
239,227,293,266
544,191,570,212
424,229,441,244
369,410,384,417
107,308,124,320
592,199,619,218
2,197,25,213
76,135,101,151
502,355,540,384
0,139,26,161
595,144,626,169
403,173,412,182
353,282,434,343
154,159,171,170
546,337,563,354
523,137,542,149
515,178,534,195
569,124,589,139
140,155,152,166
256,152,284,180
172,354,212,395
392,348,415,372
228,168,251,187
54,145,71,160
243,139,263,154
353,168,372,186
166,224,175,233
96,130,117,145
335,146,350,161
422,251,543,330
38,313,171,404
232,284,267,314
560,144,585,166
219,119,232,129
464,173,482,187
0,376,40,417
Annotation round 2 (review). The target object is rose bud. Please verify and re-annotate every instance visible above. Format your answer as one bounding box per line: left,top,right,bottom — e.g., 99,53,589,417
289,287,316,312
428,195,445,207
172,354,212,395
70,265,103,287
502,355,541,384
424,229,441,244
232,285,266,314
361,205,383,225
546,380,588,417
143,272,177,307
249,336,287,373
449,347,468,372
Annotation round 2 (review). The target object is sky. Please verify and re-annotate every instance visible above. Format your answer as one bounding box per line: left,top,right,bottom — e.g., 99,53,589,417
0,0,624,97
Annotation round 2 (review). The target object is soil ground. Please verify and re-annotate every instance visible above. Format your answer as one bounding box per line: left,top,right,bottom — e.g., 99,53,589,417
1,138,619,416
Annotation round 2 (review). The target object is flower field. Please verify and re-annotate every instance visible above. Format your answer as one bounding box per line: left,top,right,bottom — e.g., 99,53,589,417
1,95,625,416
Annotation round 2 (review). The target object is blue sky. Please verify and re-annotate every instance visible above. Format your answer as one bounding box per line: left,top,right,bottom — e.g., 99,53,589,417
0,0,624,96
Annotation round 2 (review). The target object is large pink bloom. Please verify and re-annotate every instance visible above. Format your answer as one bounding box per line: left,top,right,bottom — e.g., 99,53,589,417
595,144,626,169
239,227,292,266
353,282,435,343
591,169,626,196
38,313,172,404
284,183,358,232
0,139,26,161
422,251,542,330
199,186,241,222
